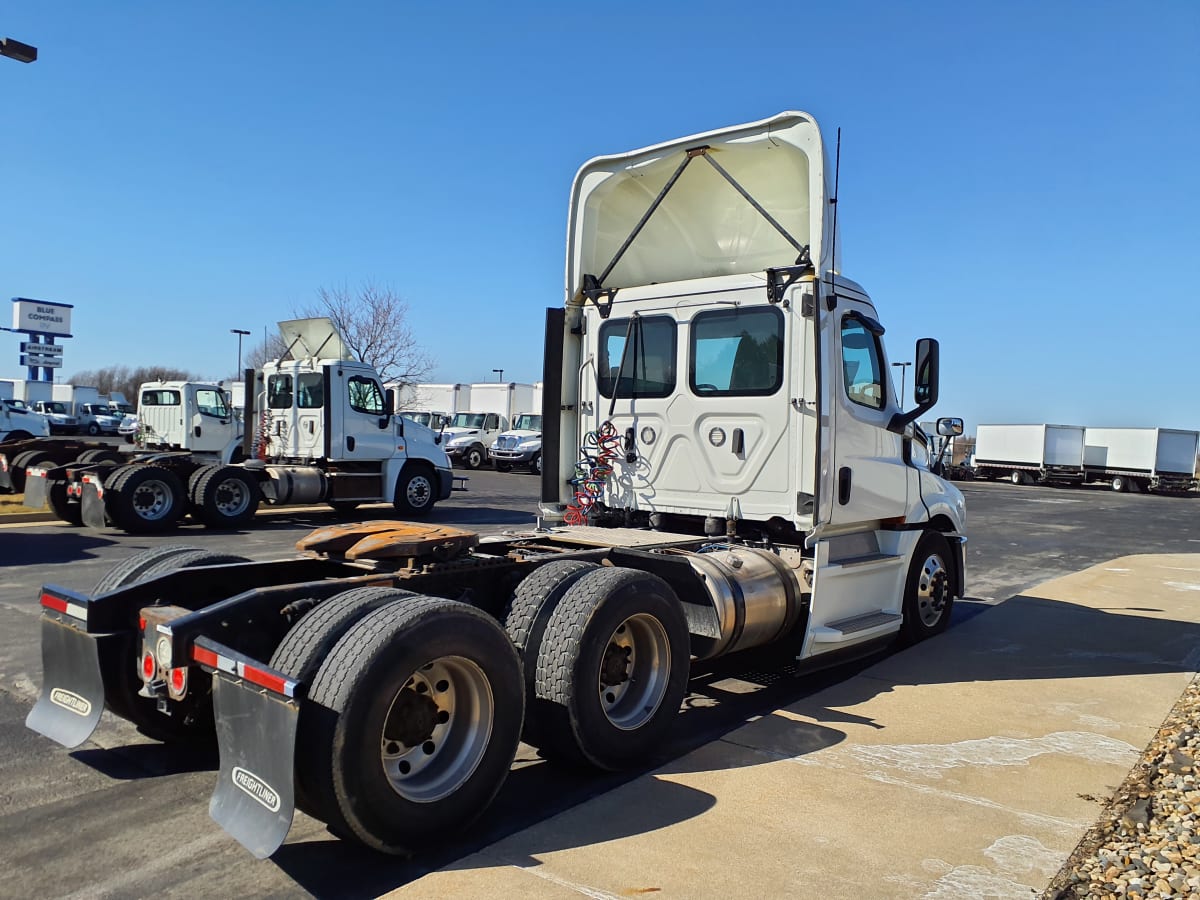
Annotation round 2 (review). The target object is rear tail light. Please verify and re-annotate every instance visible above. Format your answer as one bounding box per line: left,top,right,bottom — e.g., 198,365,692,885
141,651,156,681
169,667,187,696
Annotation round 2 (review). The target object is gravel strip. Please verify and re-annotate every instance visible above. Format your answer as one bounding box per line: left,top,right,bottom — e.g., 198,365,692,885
1045,675,1200,898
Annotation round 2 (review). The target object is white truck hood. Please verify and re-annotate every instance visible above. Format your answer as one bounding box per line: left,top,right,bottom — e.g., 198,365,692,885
566,110,837,302
497,429,540,441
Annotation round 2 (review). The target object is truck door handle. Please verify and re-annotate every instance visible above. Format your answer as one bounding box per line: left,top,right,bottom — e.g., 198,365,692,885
838,467,852,505
346,436,356,452
732,428,744,456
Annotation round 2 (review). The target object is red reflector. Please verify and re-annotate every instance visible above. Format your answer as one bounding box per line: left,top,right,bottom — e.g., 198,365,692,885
40,593,68,614
191,645,219,669
138,616,146,631
242,664,289,695
142,652,155,680
170,668,186,692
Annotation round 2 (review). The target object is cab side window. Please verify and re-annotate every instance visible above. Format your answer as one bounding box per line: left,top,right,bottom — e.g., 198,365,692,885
841,316,885,410
348,376,385,415
268,375,293,409
195,389,229,418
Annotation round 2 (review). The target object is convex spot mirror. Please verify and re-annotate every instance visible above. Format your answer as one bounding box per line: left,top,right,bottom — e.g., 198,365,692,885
936,417,964,437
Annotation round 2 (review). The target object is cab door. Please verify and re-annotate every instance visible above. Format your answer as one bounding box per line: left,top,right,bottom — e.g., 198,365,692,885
817,287,909,528
187,386,233,453
335,369,397,461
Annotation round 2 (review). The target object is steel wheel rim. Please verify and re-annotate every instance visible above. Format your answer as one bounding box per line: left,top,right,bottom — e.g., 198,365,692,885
597,613,671,731
406,475,432,509
214,478,251,516
916,552,950,627
380,655,493,803
131,478,174,520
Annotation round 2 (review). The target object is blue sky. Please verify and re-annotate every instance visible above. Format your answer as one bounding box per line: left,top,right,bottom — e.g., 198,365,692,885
2,1,1196,433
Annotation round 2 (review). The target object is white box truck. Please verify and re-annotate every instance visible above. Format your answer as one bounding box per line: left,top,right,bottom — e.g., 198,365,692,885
973,424,1086,485
26,110,966,860
1083,427,1200,492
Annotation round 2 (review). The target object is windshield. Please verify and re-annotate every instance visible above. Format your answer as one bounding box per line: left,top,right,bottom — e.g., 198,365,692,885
451,413,486,429
6,399,28,410
512,414,542,431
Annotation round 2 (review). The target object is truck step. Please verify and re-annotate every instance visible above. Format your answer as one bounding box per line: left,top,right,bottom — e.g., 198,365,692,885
810,611,902,643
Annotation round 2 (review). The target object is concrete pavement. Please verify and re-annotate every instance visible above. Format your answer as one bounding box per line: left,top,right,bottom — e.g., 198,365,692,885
388,554,1200,899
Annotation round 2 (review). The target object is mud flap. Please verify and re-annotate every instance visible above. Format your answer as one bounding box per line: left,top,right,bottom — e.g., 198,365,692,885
25,618,106,748
209,673,298,859
81,478,108,529
23,470,49,510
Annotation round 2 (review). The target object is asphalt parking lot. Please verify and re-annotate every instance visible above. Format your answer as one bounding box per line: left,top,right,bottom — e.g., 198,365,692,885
0,476,1197,897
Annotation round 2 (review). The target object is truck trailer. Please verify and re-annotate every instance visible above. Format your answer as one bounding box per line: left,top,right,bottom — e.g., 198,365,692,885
26,110,966,860
972,423,1086,485
1083,427,1200,492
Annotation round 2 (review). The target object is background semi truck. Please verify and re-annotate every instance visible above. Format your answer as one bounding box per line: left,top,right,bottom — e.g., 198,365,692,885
972,423,1086,485
1083,427,1200,492
3,319,455,530
26,110,965,861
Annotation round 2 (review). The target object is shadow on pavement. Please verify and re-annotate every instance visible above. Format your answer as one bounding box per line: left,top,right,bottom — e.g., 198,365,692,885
0,530,117,567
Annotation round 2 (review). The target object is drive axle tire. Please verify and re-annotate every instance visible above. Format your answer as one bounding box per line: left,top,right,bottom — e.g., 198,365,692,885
271,585,416,820
109,465,186,533
503,560,598,743
1010,470,1023,485
899,531,956,644
91,546,249,743
532,567,689,771
77,448,124,465
9,450,53,494
1111,475,1128,493
393,466,436,517
47,478,83,526
328,500,362,514
192,465,260,528
298,596,523,854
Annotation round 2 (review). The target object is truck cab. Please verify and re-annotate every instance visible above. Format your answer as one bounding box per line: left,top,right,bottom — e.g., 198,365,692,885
76,403,123,436
31,400,79,435
442,411,509,469
0,397,50,442
489,413,543,473
137,381,242,457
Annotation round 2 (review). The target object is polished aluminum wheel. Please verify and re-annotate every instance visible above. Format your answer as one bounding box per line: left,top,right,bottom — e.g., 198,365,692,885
131,477,176,521
915,552,950,627
597,613,671,731
380,656,494,803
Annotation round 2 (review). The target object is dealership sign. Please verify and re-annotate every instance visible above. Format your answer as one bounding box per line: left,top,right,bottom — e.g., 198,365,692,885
20,342,63,356
21,354,62,368
12,298,73,336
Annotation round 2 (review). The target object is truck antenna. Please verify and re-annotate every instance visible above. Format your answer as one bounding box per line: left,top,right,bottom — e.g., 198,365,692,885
829,127,841,281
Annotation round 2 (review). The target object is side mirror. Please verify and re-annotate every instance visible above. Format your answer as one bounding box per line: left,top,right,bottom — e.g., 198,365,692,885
385,388,396,414
913,338,939,407
936,416,964,437
887,338,941,434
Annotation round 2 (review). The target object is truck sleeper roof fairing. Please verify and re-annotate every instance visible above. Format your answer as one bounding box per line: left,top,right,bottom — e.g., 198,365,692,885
277,317,354,363
566,110,838,305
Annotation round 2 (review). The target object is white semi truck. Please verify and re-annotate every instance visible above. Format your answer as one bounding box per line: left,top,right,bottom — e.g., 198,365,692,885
26,111,965,860
0,394,50,444
972,423,1087,485
5,320,455,530
1083,427,1199,492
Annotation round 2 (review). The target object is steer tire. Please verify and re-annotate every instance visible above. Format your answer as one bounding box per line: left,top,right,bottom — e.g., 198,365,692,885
271,585,416,820
92,547,249,744
393,466,436,517
532,566,689,771
462,445,484,470
47,478,83,526
108,465,186,533
503,560,599,744
899,531,956,644
297,596,523,854
192,465,260,528
529,453,541,476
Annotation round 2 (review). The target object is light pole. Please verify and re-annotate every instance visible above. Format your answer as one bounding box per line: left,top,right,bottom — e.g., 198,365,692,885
0,37,37,63
231,329,250,376
492,368,504,382
892,361,912,404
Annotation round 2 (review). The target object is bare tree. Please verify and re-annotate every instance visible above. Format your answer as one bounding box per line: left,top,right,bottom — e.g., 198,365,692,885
243,333,292,372
298,282,435,384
